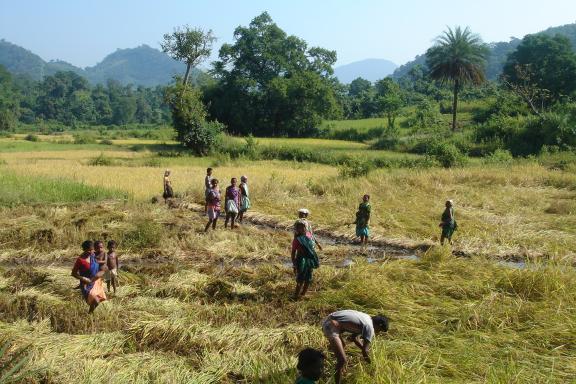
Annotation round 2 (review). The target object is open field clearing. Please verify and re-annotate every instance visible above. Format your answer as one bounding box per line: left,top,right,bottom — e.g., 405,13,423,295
1,137,575,383
1,141,575,260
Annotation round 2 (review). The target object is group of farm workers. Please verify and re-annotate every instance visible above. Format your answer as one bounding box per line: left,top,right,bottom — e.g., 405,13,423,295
71,167,457,384
163,167,251,230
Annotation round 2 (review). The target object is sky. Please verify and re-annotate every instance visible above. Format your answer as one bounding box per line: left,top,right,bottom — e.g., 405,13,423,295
0,0,575,69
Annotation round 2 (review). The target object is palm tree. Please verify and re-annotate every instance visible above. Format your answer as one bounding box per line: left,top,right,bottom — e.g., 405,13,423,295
426,27,489,131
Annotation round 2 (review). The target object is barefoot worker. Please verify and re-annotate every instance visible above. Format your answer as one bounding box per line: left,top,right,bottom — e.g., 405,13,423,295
295,209,322,250
238,175,251,223
440,199,457,245
105,240,119,294
163,169,174,203
205,178,221,232
224,177,240,229
291,220,320,300
71,240,107,314
295,348,325,384
354,194,371,245
321,310,388,384
204,168,213,214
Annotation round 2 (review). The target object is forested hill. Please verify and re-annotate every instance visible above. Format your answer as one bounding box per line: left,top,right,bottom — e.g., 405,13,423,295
0,40,200,86
393,22,576,80
84,45,190,87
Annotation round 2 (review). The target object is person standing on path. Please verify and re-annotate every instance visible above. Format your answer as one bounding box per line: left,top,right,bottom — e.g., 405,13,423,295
224,177,240,229
204,168,213,214
163,169,174,203
238,175,251,223
295,209,322,250
205,178,221,232
321,310,389,384
354,194,371,245
291,220,320,300
440,199,457,245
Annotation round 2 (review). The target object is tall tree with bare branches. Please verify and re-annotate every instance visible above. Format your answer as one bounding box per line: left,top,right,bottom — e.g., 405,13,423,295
161,26,216,86
426,26,489,131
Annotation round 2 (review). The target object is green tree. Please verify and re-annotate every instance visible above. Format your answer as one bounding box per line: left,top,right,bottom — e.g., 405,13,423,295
502,34,576,112
426,26,489,131
162,26,216,86
91,84,113,125
375,78,403,128
0,64,18,130
37,71,90,124
348,77,372,98
165,83,221,155
208,12,341,136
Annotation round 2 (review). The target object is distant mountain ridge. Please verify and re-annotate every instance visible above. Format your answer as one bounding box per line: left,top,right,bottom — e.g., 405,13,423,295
334,58,398,83
0,40,196,86
392,22,576,80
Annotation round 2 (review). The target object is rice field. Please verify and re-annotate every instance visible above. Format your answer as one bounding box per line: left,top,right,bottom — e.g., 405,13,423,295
0,135,575,383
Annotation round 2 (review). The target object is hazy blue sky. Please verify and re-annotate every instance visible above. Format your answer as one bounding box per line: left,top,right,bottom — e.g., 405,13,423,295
0,0,574,68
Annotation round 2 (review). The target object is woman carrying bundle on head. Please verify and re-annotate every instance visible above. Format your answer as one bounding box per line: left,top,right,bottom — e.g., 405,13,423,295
238,175,251,223
162,169,174,203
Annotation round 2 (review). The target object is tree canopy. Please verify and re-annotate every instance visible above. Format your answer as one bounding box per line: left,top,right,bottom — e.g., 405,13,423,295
502,34,576,107
162,26,216,86
426,26,489,130
205,12,341,137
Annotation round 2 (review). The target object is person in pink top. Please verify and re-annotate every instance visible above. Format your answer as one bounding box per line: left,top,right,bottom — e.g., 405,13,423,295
205,178,221,232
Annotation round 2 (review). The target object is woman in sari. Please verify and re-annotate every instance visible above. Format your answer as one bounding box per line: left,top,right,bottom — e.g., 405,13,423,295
205,178,221,232
71,240,107,314
238,175,251,223
355,194,371,245
224,177,240,229
291,221,320,300
440,200,456,245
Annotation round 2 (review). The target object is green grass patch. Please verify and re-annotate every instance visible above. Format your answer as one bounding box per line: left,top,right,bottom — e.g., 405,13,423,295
0,170,128,206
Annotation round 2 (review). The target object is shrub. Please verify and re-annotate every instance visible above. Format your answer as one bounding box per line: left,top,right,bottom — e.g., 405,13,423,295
157,151,182,158
243,135,260,160
88,153,114,166
73,133,97,145
338,158,372,178
371,125,400,150
143,158,162,167
99,139,114,145
166,83,222,156
24,134,39,142
326,126,385,142
483,149,514,165
427,141,467,168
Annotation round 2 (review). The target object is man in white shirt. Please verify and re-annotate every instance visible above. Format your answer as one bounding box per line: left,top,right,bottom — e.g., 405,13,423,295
322,309,389,384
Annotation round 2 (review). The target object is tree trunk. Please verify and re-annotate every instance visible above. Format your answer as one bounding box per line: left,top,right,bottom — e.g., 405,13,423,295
451,80,459,132
183,63,192,86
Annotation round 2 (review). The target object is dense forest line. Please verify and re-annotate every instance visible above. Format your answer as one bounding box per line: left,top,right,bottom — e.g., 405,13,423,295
1,13,576,160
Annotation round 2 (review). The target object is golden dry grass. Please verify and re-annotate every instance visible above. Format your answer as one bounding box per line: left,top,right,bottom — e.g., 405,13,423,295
1,146,575,260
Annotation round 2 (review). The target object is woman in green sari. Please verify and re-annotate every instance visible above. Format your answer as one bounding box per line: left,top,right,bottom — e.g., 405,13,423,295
238,175,251,223
354,194,371,245
291,221,320,300
440,200,457,245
